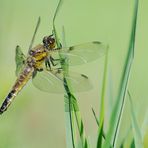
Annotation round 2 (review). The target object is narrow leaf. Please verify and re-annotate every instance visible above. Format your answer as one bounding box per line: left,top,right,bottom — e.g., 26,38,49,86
128,92,143,148
92,108,106,140
97,49,109,147
130,139,136,148
103,0,139,147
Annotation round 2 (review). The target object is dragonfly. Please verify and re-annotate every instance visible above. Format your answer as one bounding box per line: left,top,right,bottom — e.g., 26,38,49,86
0,17,107,114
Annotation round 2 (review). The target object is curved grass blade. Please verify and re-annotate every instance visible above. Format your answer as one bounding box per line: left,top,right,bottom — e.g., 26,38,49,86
52,1,75,147
130,139,136,148
62,26,76,148
52,0,63,48
119,126,132,147
72,98,88,148
61,27,88,148
92,108,106,140
128,91,143,148
92,108,113,147
108,70,114,115
141,110,148,141
51,0,77,147
97,48,108,148
52,1,89,147
103,0,139,147
52,1,76,147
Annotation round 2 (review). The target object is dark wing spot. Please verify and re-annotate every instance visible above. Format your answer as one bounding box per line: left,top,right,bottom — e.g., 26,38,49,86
93,41,101,44
69,46,74,51
81,74,88,79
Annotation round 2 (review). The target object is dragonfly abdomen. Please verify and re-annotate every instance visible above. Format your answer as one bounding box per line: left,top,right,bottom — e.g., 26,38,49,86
0,90,16,114
0,66,34,114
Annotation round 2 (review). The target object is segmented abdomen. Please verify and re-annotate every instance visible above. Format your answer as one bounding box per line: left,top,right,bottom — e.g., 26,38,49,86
0,65,34,114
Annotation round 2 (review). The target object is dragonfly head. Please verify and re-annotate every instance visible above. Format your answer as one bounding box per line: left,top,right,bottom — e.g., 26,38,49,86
43,35,56,50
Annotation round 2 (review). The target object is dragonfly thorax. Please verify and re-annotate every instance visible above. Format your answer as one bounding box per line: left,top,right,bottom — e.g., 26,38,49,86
28,44,48,68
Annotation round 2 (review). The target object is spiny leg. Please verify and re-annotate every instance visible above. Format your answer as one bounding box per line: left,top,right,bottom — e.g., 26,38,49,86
45,58,51,70
50,56,60,66
37,68,43,72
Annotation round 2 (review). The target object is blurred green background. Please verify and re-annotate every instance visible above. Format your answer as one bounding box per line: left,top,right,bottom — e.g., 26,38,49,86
0,0,147,147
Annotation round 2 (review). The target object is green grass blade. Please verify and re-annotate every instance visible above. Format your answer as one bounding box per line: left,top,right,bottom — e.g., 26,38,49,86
103,0,139,147
61,29,88,148
92,108,106,140
52,0,63,48
108,70,114,115
119,126,132,148
62,26,89,148
65,93,88,148
64,95,76,148
62,26,76,148
141,110,148,141
130,139,136,148
97,49,109,148
72,96,88,148
52,1,76,147
128,92,143,148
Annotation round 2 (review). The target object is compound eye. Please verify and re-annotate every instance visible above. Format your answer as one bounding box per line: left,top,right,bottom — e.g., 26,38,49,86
47,37,55,45
43,36,48,44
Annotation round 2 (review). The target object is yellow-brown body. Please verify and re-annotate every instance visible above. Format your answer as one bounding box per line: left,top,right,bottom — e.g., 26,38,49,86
0,44,49,114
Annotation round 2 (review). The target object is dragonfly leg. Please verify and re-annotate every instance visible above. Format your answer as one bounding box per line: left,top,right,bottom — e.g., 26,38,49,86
50,56,60,61
32,68,43,79
37,68,43,72
45,58,51,70
50,56,60,66
32,70,37,78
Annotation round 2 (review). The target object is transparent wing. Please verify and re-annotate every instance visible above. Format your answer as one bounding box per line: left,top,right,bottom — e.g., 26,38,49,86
15,45,26,76
57,41,108,66
32,69,92,93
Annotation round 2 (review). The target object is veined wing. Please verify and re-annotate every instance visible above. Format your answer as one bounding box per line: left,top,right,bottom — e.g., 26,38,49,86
32,69,92,93
15,45,26,76
57,41,108,66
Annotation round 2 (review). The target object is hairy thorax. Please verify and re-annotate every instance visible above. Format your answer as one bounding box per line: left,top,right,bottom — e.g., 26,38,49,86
27,44,48,69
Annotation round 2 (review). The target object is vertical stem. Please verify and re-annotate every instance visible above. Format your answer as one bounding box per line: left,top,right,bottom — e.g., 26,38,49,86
69,103,75,148
112,0,138,146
